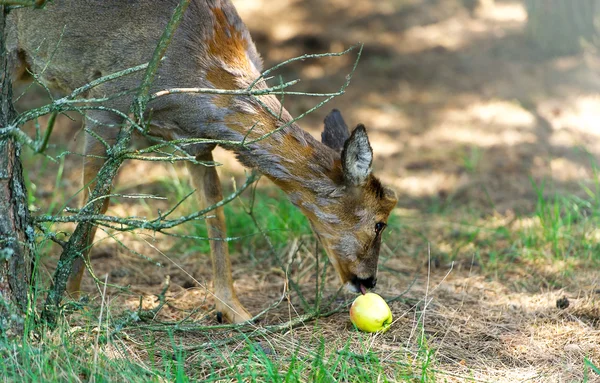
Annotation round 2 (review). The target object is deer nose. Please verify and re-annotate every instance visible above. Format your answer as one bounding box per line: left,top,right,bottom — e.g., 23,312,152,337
352,275,377,290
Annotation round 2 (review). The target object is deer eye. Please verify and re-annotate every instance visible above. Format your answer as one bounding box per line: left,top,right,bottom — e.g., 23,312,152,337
375,221,387,235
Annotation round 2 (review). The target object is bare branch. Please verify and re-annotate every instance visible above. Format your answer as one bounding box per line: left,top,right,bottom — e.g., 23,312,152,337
35,172,258,232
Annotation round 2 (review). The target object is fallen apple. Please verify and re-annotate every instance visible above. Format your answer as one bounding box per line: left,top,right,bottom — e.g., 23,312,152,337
349,292,393,333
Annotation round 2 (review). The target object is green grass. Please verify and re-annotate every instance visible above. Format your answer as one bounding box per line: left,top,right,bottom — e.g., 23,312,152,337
0,328,440,382
2,163,443,382
585,358,600,383
402,178,600,270
0,339,155,382
517,177,600,267
155,173,312,260
13,143,600,382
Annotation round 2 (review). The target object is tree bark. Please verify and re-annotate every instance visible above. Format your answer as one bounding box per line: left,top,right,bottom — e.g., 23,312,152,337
0,5,33,339
525,0,598,56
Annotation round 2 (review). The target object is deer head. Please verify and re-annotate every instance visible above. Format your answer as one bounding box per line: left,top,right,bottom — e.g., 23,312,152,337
306,109,397,293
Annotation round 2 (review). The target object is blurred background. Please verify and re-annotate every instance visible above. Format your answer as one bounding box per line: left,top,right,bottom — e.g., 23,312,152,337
236,0,600,214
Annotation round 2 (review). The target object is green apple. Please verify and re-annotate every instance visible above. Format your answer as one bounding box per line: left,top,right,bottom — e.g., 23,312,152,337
349,292,393,333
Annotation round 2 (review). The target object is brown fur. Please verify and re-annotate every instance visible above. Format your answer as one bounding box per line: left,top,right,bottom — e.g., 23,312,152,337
207,7,251,72
186,153,250,322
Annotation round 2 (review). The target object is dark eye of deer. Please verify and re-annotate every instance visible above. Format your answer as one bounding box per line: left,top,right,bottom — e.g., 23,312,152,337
375,222,387,235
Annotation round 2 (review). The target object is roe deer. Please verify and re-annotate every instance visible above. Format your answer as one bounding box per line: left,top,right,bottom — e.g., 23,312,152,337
8,0,397,323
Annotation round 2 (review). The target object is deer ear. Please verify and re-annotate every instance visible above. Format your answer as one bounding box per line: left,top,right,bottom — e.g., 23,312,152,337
322,109,350,151
341,124,373,186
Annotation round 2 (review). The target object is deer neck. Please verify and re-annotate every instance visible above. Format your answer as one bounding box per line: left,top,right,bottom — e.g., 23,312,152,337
230,97,342,195
207,81,344,225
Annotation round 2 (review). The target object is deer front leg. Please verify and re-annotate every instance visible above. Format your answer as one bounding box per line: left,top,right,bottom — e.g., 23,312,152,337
66,116,118,298
186,153,252,323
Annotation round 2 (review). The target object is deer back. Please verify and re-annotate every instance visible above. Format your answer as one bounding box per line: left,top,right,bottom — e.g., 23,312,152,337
8,0,264,136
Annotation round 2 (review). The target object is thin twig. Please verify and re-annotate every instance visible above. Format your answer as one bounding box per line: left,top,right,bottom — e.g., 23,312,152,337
91,273,109,383
34,172,258,231
149,79,300,100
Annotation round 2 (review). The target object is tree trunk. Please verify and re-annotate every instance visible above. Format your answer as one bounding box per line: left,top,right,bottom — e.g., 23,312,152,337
525,0,598,56
0,5,33,339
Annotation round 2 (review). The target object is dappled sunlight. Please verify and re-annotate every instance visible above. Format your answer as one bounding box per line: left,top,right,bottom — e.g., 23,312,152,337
272,22,313,42
399,2,526,54
421,101,537,147
545,95,600,136
549,157,592,181
467,100,536,128
478,1,527,23
401,18,490,53
353,104,412,132
389,171,466,198
424,123,536,147
369,134,403,157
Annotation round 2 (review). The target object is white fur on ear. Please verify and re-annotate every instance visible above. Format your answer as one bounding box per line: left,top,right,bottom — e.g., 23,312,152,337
341,124,373,186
